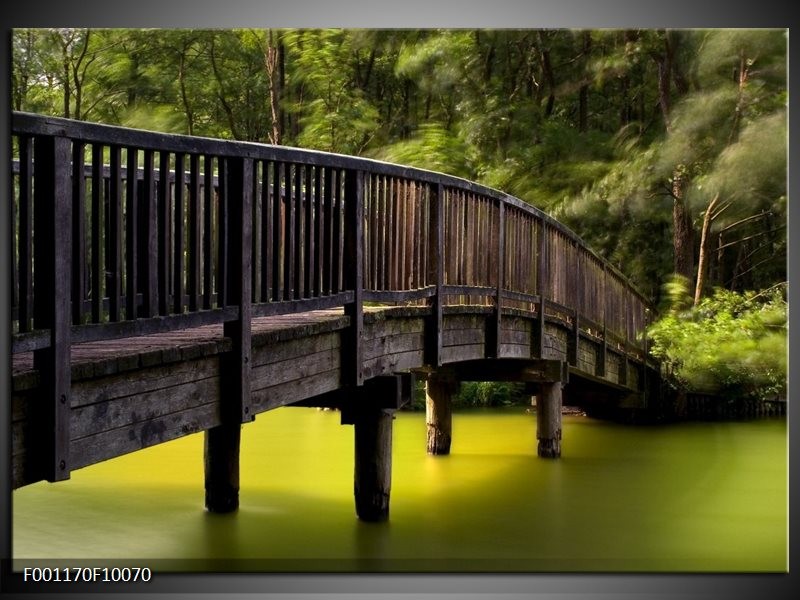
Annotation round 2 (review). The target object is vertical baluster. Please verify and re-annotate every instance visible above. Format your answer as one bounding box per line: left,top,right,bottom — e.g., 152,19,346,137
189,154,201,311
125,148,138,320
314,165,324,297
138,150,157,317
262,160,272,302
203,155,214,310
332,170,343,294
71,141,86,326
322,167,333,295
272,162,283,301
173,153,185,314
91,143,104,322
108,146,122,322
18,137,33,332
305,165,314,298
217,157,229,308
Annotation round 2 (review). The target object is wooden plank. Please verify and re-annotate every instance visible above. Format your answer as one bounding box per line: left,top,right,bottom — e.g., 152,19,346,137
32,135,72,482
71,402,221,471
251,331,339,368
499,344,531,359
71,374,220,439
442,327,485,347
71,356,220,407
272,161,283,301
441,344,484,363
362,331,425,361
362,349,424,379
251,368,340,411
251,348,339,391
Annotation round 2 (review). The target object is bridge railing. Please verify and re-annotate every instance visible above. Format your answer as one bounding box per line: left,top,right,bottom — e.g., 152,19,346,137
10,112,653,363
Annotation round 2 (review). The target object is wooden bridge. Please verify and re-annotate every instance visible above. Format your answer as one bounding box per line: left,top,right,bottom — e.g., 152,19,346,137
9,112,658,521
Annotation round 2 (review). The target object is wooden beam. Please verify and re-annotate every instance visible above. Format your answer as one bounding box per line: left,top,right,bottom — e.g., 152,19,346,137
32,135,72,482
221,156,253,424
425,183,444,367
342,169,364,387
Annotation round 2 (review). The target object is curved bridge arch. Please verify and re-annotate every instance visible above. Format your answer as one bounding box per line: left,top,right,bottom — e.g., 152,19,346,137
9,112,659,520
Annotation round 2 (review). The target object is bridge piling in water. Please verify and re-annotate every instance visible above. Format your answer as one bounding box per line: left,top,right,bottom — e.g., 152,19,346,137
204,423,241,513
424,371,459,455
536,382,563,458
354,408,394,522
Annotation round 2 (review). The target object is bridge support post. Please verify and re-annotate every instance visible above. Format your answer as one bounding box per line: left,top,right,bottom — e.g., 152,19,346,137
536,382,563,458
204,423,241,513
425,372,458,455
354,408,394,522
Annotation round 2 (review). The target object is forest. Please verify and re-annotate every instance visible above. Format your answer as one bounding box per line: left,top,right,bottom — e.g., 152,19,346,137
11,28,787,404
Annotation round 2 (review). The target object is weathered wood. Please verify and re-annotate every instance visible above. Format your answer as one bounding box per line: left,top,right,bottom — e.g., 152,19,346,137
222,156,254,423
425,373,457,455
71,141,86,325
205,423,241,513
536,382,562,458
425,185,445,368
157,151,171,315
108,145,123,322
203,155,215,309
362,349,425,380
71,374,220,439
353,408,393,522
91,143,104,323
342,169,364,386
32,135,72,482
251,368,340,411
251,348,340,391
72,401,220,471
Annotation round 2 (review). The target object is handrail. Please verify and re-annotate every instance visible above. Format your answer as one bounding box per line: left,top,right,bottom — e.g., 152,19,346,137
9,111,654,358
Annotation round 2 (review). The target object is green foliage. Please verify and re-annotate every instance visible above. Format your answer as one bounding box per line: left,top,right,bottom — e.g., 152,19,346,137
647,277,786,401
408,380,528,410
455,382,527,408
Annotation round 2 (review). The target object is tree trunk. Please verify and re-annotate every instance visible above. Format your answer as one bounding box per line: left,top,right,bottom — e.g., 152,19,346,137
672,172,694,280
694,193,721,304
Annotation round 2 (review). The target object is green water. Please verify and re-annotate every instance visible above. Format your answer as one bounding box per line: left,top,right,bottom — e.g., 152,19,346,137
12,408,787,572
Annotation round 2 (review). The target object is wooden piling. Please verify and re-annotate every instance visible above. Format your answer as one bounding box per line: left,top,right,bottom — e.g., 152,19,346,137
425,375,456,455
537,382,562,458
354,408,393,522
204,423,241,513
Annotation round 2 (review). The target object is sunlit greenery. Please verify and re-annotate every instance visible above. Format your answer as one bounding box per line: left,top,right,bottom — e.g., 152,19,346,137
647,277,787,401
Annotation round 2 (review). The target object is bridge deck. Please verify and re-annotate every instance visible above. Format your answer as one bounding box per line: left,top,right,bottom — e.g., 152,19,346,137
11,305,646,491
